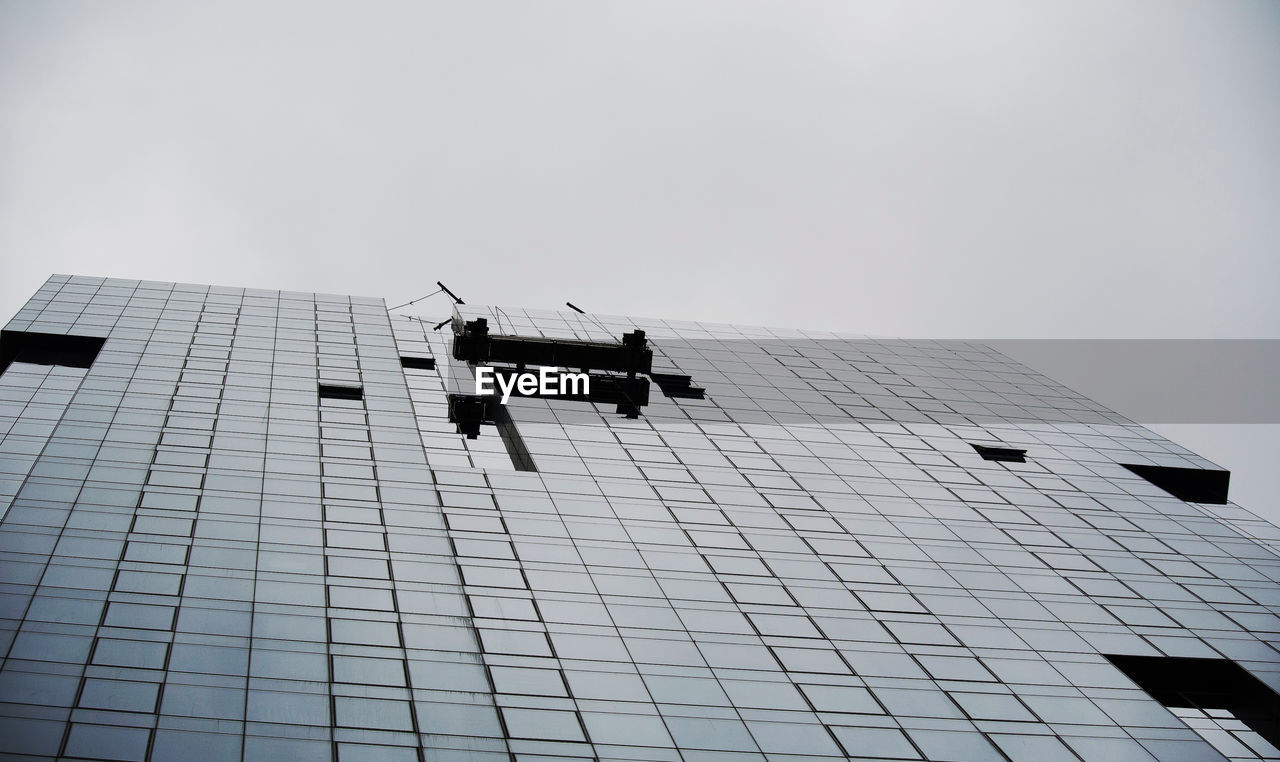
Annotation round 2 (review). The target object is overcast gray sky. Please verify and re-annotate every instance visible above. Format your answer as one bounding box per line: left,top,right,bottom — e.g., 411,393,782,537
2,1,1277,520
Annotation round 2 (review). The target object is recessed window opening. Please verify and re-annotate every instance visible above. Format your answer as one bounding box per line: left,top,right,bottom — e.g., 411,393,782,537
649,371,706,400
0,330,106,375
1120,463,1230,504
1106,655,1280,756
319,384,364,401
971,443,1027,463
400,355,435,371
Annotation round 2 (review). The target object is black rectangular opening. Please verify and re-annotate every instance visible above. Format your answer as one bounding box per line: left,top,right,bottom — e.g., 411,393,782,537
400,355,436,371
319,384,364,401
1106,655,1280,752
649,371,706,400
971,443,1027,463
0,330,106,375
1120,463,1230,504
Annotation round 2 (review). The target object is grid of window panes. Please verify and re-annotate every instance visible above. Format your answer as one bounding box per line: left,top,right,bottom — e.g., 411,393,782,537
0,275,1277,761
0,276,507,760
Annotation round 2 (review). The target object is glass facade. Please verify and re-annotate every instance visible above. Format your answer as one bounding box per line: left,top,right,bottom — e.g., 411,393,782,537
0,274,1277,761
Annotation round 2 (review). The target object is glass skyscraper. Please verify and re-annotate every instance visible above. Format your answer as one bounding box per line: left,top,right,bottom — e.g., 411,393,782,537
0,274,1276,761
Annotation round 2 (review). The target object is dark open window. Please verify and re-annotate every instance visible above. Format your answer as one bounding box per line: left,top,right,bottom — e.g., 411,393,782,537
1120,463,1230,504
400,355,436,371
1107,655,1280,754
971,443,1027,463
649,372,706,400
0,330,106,375
319,384,364,401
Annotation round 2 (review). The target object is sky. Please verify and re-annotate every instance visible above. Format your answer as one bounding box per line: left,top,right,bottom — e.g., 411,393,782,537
1,1,1277,521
